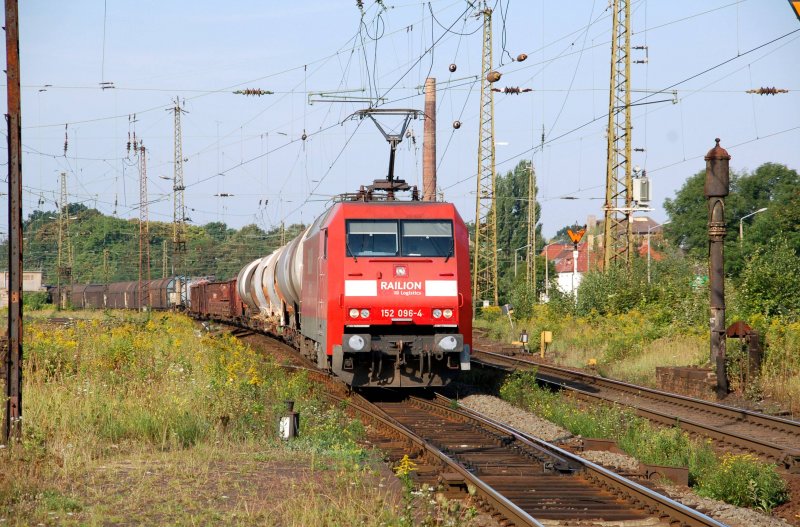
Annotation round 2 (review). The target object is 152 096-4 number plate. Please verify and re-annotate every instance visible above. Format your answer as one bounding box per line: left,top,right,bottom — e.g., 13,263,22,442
380,308,423,318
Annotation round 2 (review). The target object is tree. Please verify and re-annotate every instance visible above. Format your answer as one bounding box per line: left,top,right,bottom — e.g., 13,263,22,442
663,163,800,278
662,169,709,257
738,236,800,319
494,160,543,304
3,207,308,286
552,223,586,244
203,221,231,242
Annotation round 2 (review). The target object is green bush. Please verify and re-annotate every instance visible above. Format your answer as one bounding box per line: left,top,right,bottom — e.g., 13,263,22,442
22,291,49,311
509,279,537,320
696,453,788,512
577,261,649,317
478,305,502,322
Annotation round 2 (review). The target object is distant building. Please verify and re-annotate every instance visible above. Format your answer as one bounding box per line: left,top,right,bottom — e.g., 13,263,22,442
541,215,668,301
589,214,668,262
541,242,591,298
0,270,46,308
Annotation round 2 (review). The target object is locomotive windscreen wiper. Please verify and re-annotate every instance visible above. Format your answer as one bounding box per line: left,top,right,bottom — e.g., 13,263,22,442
345,238,358,262
444,241,454,263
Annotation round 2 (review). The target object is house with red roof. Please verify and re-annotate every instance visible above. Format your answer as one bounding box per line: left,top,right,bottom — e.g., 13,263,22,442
541,241,593,299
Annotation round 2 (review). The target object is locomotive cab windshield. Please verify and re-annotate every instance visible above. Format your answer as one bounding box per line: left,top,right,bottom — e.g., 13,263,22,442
346,219,453,258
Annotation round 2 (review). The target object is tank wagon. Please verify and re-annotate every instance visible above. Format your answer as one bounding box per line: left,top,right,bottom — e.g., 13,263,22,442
190,196,473,388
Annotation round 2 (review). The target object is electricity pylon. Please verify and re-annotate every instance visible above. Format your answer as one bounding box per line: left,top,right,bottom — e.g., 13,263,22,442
603,0,634,269
472,5,498,307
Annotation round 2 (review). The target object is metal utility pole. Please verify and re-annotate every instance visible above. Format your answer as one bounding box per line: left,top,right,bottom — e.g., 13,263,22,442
56,172,73,309
526,162,537,294
103,248,110,285
138,145,150,309
705,138,730,398
422,77,437,201
4,0,22,443
603,0,634,269
171,99,187,280
473,5,499,307
162,239,168,278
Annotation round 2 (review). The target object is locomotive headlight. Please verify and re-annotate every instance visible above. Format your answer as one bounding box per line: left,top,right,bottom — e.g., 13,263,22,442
343,333,371,353
349,308,360,318
434,333,463,352
360,308,370,318
443,309,453,319
432,309,442,319
348,335,366,351
438,336,458,351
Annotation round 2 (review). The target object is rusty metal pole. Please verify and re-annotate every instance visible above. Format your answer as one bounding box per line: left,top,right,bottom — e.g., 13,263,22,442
4,0,23,442
704,138,730,398
422,77,437,201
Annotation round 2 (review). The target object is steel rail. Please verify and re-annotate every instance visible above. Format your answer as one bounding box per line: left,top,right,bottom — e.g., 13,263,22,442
472,348,800,471
328,392,546,527
429,394,727,527
228,326,723,526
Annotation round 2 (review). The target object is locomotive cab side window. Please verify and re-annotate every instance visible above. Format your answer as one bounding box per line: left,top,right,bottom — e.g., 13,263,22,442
346,220,398,257
401,220,453,257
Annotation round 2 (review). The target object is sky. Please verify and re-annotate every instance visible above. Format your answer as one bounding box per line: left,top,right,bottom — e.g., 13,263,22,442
2,0,799,242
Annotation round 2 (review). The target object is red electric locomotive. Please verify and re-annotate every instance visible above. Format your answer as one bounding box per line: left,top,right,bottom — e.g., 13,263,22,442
296,197,472,387
191,109,473,387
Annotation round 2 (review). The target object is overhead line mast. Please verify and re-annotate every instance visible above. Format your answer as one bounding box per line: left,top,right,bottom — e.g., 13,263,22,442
56,172,73,309
472,4,499,307
603,0,634,268
526,161,536,291
138,144,150,309
171,99,187,289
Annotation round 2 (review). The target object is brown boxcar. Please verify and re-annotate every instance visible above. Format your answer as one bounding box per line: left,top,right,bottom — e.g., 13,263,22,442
106,281,139,309
189,279,241,320
81,284,106,309
146,278,172,309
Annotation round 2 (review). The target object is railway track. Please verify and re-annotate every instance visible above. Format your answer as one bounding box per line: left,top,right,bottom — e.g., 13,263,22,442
197,322,778,524
472,348,800,473
338,390,726,527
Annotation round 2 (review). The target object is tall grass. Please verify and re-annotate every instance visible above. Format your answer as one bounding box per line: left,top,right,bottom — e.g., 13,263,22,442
760,319,800,416
1,312,407,524
476,304,800,413
21,312,289,462
475,305,707,386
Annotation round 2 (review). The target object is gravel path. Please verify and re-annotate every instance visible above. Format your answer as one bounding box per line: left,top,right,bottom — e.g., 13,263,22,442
457,394,792,527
